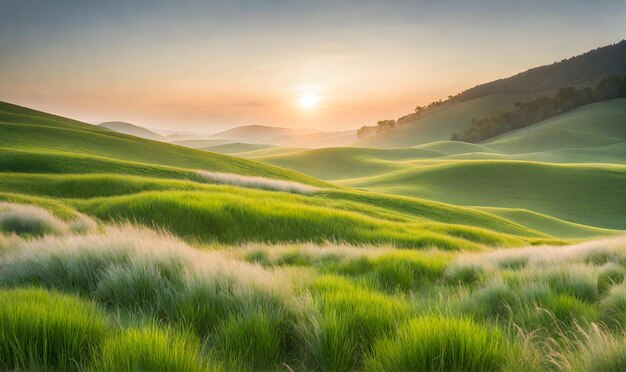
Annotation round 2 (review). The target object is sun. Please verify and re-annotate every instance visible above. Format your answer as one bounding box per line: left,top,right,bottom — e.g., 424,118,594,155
298,94,319,109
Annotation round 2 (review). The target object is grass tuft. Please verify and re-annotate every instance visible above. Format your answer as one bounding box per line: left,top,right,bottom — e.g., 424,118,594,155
0,287,108,370
91,325,208,371
0,202,68,236
366,315,512,371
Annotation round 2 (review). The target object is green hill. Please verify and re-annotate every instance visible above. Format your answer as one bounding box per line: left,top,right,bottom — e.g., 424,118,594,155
353,41,626,149
0,101,327,186
343,160,626,230
454,40,626,101
353,94,536,148
0,100,569,248
483,99,626,155
255,147,441,180
98,121,166,141
476,206,619,239
202,142,275,154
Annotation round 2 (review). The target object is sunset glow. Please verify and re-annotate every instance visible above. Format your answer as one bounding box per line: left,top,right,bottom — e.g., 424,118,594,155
0,1,624,133
298,94,319,109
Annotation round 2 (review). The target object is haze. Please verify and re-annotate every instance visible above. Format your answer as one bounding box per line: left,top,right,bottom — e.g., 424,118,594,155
0,0,624,133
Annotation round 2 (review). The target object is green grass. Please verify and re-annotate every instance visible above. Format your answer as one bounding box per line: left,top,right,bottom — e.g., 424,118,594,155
353,94,538,148
92,325,209,372
241,99,626,238
0,101,328,186
0,219,625,370
1,97,625,370
311,276,412,370
254,146,439,180
343,160,626,230
477,207,620,239
202,142,275,154
0,287,109,370
74,190,532,249
484,99,626,154
366,315,513,371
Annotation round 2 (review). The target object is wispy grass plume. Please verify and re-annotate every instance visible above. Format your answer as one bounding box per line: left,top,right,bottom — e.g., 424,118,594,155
197,170,320,194
0,202,69,236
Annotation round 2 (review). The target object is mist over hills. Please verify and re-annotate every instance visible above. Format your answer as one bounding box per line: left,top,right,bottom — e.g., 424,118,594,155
98,121,166,141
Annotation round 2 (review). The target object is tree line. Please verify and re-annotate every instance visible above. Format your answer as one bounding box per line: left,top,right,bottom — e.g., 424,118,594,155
356,97,456,139
452,75,626,143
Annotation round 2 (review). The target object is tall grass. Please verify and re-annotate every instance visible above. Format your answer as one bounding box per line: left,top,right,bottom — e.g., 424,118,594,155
0,202,69,235
0,287,108,370
241,243,453,292
310,276,411,370
366,315,512,371
92,325,209,372
556,323,626,372
0,221,624,370
0,224,308,368
197,170,321,194
600,284,626,329
76,189,526,250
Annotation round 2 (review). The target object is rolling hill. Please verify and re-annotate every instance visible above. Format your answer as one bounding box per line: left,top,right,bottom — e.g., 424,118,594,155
201,142,275,154
1,99,568,247
352,94,537,148
1,93,624,372
353,41,626,149
483,98,626,154
0,101,328,186
209,124,357,148
454,40,626,101
248,98,626,234
342,161,626,230
98,121,166,141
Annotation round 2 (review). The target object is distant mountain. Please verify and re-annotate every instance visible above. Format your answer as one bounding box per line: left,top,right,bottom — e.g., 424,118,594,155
209,125,318,142
209,124,356,148
454,40,626,101
99,121,165,141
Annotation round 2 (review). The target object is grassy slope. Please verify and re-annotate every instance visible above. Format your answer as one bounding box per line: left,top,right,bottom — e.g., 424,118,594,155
98,121,166,141
247,100,625,235
2,99,626,370
237,146,307,158
202,142,275,154
169,139,235,148
343,161,626,230
0,173,549,249
352,94,536,148
0,100,564,248
254,147,441,180
483,99,626,154
0,101,327,186
476,206,619,239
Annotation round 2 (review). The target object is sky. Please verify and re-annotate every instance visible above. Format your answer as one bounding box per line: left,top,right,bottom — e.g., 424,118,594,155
0,0,624,134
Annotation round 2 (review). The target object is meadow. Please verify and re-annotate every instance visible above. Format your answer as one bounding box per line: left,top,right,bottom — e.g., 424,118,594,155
0,98,625,371
1,207,626,371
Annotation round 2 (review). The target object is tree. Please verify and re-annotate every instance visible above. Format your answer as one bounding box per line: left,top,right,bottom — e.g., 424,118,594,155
597,75,622,100
356,125,377,139
376,120,396,133
555,87,583,112
535,104,556,122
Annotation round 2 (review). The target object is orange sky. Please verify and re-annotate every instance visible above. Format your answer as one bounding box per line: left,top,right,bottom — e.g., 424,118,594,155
1,1,624,133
